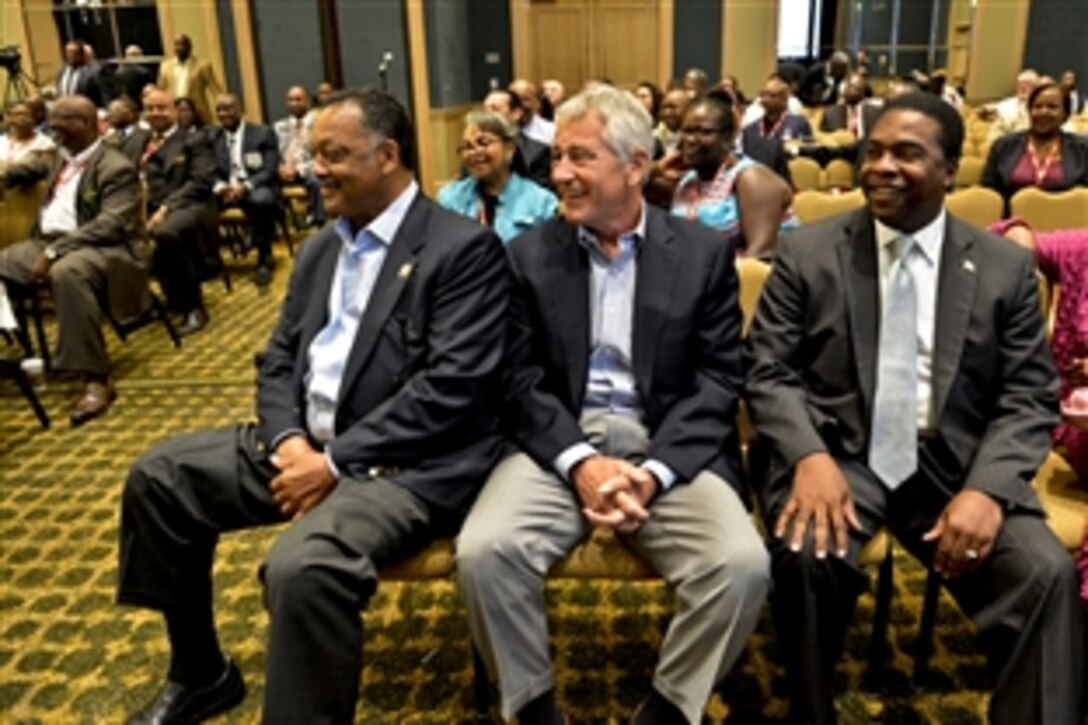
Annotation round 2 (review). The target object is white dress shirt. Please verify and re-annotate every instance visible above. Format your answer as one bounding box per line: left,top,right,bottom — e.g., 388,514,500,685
873,209,946,432
39,140,102,237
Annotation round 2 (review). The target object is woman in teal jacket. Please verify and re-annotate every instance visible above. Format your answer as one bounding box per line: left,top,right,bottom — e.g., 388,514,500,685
438,110,557,243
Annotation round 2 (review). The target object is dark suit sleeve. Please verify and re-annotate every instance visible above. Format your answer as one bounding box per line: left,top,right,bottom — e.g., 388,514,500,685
503,242,589,469
246,126,281,191
325,229,507,467
745,233,831,467
646,236,746,483
53,152,141,255
980,137,1009,198
163,133,216,210
963,249,1059,502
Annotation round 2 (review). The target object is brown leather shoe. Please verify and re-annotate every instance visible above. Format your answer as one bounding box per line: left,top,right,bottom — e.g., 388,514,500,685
70,380,115,427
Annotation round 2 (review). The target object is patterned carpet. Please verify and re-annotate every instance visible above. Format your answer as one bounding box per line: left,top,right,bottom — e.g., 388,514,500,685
0,241,993,723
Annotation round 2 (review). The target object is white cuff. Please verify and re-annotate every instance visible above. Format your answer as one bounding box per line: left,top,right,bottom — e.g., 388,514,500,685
641,459,677,491
554,442,598,482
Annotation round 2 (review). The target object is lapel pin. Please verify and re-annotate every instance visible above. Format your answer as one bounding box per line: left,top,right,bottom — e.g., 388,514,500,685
397,263,413,280
962,259,976,274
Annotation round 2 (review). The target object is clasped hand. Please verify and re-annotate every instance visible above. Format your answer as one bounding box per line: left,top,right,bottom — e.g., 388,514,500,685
269,435,337,520
571,455,658,534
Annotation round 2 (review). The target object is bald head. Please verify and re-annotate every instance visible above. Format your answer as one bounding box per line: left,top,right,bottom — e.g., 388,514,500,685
50,95,99,152
285,85,310,119
144,88,177,133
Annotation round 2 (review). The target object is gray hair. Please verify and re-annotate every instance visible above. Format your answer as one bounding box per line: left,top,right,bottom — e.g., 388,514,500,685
555,84,654,170
462,109,518,144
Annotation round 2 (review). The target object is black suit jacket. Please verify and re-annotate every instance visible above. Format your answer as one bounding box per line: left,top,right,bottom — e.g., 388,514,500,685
739,130,793,185
256,194,507,513
819,102,882,138
144,128,216,214
981,130,1088,202
55,64,105,107
514,133,552,189
503,206,746,494
745,208,1059,511
107,127,153,167
212,122,280,190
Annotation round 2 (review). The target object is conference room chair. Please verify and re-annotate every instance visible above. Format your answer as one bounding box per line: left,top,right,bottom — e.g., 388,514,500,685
945,186,1004,229
1009,187,1088,231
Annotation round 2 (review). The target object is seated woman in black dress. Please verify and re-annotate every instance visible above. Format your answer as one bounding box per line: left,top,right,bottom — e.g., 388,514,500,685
981,81,1088,204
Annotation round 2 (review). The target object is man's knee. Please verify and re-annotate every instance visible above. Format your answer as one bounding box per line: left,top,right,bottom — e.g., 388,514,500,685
262,535,376,616
456,525,537,590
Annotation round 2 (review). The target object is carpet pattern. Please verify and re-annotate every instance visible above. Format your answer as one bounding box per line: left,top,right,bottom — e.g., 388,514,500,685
1,244,992,723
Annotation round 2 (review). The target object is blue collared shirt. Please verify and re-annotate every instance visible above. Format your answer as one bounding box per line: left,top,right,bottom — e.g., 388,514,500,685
304,181,419,452
553,204,678,491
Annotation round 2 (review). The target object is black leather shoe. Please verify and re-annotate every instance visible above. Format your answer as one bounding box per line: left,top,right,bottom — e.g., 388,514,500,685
177,308,209,337
127,660,245,724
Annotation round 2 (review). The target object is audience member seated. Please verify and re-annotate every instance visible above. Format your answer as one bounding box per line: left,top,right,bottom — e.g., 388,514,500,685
273,85,325,227
456,83,769,725
0,95,145,425
509,79,556,146
654,87,689,155
116,88,506,725
103,96,151,166
483,88,551,189
928,69,964,110
682,66,709,97
0,99,56,180
210,93,280,286
174,96,206,137
986,68,1040,144
746,91,1083,725
313,81,335,109
110,45,156,110
819,73,882,139
634,80,663,127
437,110,556,243
742,74,811,140
142,88,217,337
1060,69,1084,116
982,81,1088,204
991,218,1088,479
541,79,565,114
798,50,851,106
671,89,795,258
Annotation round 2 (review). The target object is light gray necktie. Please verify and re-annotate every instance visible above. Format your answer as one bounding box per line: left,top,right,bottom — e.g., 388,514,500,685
869,235,918,489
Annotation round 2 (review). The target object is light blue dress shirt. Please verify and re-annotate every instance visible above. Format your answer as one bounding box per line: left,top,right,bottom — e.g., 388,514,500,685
303,181,419,458
553,204,678,491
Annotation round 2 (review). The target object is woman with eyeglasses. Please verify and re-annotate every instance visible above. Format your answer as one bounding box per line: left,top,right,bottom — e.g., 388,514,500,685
670,88,795,258
438,110,557,243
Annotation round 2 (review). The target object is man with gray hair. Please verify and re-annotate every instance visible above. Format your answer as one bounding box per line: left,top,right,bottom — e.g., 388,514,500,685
456,84,770,724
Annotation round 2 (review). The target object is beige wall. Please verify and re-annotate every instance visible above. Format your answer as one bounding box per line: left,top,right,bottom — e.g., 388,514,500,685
723,0,778,95
966,0,1030,102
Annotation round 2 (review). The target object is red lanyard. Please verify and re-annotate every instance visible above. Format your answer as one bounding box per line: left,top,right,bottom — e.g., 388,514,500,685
47,155,90,201
760,113,786,139
1027,137,1060,186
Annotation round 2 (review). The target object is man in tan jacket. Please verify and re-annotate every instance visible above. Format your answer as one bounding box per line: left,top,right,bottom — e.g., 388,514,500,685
157,35,223,127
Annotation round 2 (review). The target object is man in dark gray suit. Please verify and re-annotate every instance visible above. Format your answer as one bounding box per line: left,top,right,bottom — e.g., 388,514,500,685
117,89,507,724
0,95,146,425
746,92,1083,725
457,84,769,725
211,93,280,286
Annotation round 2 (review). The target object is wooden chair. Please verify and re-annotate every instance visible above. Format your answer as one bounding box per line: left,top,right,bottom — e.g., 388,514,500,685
788,157,823,192
1010,187,1088,231
945,186,1004,229
823,158,856,190
0,181,47,249
791,189,866,225
954,156,985,187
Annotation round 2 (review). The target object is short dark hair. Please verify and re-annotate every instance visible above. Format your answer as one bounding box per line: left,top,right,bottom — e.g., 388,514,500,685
873,91,964,164
325,88,416,170
489,88,524,115
1027,81,1072,119
691,87,738,138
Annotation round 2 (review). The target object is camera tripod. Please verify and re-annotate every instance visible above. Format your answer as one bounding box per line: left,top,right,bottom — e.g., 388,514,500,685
3,67,37,107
